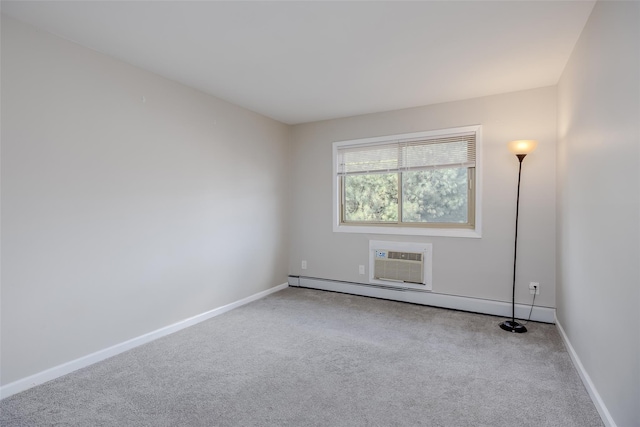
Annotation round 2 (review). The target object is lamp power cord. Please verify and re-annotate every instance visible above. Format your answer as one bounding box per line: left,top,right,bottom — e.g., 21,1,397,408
517,284,537,325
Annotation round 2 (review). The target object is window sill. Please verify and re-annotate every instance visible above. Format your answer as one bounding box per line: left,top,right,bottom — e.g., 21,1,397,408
333,223,481,238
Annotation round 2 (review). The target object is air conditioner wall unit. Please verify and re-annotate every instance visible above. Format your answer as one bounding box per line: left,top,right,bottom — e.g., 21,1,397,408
369,241,433,291
374,250,424,284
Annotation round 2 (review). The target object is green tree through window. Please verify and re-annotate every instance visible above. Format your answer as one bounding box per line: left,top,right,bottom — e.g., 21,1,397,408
402,168,468,223
344,173,398,222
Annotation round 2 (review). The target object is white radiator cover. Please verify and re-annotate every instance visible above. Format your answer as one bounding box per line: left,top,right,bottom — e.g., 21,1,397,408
369,240,433,291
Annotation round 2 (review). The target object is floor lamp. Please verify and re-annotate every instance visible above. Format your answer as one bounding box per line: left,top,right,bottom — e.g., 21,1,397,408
500,139,538,333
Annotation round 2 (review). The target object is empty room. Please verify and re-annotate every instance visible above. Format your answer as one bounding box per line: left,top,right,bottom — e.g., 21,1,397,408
1,1,638,426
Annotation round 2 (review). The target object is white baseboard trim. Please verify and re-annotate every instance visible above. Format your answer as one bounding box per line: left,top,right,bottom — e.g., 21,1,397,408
0,283,289,400
292,276,555,323
555,315,616,427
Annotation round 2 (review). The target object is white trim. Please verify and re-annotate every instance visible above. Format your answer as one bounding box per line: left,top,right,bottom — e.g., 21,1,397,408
555,316,616,427
295,277,555,323
0,283,289,400
368,240,433,291
332,125,483,238
334,225,481,238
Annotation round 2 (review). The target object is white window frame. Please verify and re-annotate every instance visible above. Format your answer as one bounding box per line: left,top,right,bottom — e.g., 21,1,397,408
332,125,482,238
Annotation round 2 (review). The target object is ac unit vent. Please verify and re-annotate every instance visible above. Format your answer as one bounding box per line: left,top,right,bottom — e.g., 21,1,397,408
374,250,424,285
387,251,422,262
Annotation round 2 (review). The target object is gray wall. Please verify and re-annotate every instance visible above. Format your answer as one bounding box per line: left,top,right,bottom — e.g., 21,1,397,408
289,87,557,308
556,2,640,426
1,17,291,385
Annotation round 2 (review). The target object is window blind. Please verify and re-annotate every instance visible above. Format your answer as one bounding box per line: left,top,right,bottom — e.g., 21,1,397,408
337,132,476,175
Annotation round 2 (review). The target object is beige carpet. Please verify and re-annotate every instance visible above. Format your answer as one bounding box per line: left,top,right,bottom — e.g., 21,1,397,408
0,287,602,426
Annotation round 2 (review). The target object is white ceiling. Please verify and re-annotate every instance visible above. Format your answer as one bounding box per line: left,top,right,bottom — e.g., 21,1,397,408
2,1,595,125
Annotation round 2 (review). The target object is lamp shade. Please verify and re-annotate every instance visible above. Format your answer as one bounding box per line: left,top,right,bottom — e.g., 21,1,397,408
507,140,538,155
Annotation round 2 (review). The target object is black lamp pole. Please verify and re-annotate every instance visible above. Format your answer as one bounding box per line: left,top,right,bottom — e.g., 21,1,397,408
500,153,528,333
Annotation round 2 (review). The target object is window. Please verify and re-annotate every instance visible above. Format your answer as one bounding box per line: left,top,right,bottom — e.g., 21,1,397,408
333,126,481,238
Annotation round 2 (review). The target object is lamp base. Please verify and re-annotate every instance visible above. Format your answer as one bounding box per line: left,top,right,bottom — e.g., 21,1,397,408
499,320,527,333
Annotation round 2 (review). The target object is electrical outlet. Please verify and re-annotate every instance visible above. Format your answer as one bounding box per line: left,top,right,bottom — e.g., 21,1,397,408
359,265,365,275
301,260,307,270
529,282,540,295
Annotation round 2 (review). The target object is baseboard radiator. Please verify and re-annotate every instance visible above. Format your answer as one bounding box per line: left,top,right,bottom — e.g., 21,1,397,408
287,276,556,324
